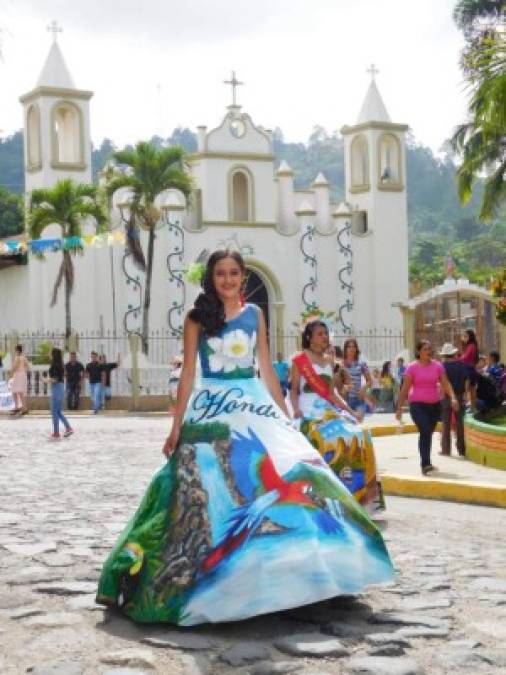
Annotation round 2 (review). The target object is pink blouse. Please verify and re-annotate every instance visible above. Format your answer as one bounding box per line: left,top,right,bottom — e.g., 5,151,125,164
458,343,478,367
405,360,444,404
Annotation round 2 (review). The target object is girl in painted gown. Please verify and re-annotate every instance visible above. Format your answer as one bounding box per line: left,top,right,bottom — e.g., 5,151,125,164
291,321,384,513
96,250,393,625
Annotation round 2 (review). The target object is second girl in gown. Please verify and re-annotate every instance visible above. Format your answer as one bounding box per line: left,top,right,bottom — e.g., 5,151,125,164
291,321,384,512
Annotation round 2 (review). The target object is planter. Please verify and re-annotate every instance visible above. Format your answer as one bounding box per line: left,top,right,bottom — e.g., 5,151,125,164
464,409,506,470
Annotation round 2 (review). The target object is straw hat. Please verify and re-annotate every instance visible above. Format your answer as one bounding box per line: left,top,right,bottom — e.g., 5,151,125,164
439,342,458,357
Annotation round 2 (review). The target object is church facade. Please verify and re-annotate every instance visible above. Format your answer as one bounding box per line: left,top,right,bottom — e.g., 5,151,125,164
0,39,409,359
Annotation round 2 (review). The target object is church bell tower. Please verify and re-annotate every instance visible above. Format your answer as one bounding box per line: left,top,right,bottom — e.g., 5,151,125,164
341,65,409,331
19,21,93,195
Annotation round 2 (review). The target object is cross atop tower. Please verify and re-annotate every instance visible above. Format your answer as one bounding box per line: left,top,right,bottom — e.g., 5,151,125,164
47,20,62,43
367,63,379,81
224,70,244,106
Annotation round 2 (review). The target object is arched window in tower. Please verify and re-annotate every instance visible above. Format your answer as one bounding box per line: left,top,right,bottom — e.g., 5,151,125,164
52,102,83,165
378,133,401,187
350,135,369,190
231,169,252,222
26,104,41,170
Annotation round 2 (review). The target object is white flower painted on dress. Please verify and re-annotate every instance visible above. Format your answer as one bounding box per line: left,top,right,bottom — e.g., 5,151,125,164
208,329,256,373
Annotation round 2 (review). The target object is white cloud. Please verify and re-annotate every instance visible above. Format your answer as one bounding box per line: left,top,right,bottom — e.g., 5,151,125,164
0,0,468,154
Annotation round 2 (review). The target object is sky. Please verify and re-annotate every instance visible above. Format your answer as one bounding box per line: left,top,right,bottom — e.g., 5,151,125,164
0,0,468,153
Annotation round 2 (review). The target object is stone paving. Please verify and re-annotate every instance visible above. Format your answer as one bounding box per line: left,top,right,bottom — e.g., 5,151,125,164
1,415,506,674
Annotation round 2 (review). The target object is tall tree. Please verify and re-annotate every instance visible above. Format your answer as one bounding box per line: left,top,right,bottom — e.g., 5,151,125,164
106,141,193,354
451,0,506,220
0,187,24,237
29,179,107,344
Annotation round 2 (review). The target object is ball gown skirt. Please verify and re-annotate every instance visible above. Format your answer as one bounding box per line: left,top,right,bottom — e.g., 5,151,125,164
297,364,385,513
96,305,394,625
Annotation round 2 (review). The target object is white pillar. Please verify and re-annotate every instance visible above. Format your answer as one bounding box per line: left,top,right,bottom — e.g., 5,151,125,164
333,203,354,332
197,126,207,152
296,201,318,311
276,161,297,235
312,172,332,234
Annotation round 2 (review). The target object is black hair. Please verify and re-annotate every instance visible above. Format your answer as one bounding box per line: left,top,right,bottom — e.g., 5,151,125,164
301,320,328,349
463,329,478,345
15,345,22,354
381,361,391,377
489,350,500,363
51,348,64,370
415,339,432,359
334,345,343,359
189,249,246,336
343,338,360,361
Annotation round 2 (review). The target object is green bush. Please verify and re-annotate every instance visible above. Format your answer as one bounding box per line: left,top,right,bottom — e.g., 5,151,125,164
32,341,53,365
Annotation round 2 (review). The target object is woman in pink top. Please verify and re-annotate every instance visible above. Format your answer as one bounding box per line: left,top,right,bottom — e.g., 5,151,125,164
396,340,458,475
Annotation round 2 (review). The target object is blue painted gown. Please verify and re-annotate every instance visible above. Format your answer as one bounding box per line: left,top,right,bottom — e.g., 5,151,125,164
97,304,394,625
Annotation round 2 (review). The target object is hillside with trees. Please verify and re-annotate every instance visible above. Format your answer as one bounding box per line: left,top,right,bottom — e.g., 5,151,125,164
0,123,503,293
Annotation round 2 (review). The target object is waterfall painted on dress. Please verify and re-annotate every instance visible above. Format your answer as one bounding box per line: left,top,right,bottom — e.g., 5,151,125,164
336,217,353,332
300,222,318,311
166,215,186,337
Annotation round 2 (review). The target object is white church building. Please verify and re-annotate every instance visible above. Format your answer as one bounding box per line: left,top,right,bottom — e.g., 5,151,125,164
0,36,409,359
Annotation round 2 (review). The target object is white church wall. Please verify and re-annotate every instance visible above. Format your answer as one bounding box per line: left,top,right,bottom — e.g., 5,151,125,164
206,114,271,155
293,191,315,212
0,266,31,332
195,158,276,224
315,232,340,318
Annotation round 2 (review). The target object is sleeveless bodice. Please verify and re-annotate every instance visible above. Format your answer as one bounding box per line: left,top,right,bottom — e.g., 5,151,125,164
198,304,258,380
298,361,334,419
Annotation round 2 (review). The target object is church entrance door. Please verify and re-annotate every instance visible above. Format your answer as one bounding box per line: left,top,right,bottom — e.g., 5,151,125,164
244,268,269,331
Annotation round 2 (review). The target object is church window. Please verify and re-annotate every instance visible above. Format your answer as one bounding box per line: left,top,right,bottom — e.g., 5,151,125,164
351,210,368,236
378,133,401,187
52,102,83,165
350,135,369,190
27,104,41,169
231,169,252,222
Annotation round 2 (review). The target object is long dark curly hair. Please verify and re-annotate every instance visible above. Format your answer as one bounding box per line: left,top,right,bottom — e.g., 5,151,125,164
189,249,246,335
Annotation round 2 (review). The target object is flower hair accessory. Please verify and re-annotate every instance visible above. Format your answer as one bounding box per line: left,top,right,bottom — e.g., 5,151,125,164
185,262,206,285
292,304,336,331
185,249,210,286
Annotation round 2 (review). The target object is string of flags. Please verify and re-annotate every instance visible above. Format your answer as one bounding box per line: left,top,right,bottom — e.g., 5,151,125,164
0,231,127,256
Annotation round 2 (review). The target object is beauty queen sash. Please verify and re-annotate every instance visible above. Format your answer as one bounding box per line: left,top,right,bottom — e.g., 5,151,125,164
293,352,335,405
293,352,357,425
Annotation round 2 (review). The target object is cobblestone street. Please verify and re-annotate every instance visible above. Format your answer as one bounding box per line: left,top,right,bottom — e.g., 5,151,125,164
1,415,506,675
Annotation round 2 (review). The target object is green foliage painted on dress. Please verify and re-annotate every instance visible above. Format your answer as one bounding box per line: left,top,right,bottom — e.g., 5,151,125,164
180,421,231,444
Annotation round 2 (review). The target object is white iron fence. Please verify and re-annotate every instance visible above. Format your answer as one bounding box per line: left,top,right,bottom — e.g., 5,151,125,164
0,328,405,399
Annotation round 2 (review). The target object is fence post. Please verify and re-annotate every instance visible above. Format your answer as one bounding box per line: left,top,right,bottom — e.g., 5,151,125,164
67,333,79,355
7,335,18,366
128,333,140,411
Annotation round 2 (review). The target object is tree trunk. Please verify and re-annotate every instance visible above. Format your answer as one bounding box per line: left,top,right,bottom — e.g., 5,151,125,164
142,227,156,355
64,250,72,350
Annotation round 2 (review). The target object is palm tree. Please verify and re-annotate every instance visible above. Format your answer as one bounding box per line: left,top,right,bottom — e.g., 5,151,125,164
451,1,506,220
106,141,193,354
29,178,107,344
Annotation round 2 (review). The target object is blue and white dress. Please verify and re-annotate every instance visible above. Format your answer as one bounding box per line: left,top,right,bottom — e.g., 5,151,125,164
97,304,394,625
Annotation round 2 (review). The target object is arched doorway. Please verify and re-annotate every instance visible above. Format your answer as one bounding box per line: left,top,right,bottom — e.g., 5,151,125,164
244,268,269,330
